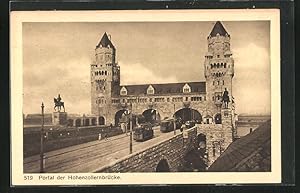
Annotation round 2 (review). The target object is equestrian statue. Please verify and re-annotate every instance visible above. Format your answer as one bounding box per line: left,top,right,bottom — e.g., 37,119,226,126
221,88,230,109
54,94,65,112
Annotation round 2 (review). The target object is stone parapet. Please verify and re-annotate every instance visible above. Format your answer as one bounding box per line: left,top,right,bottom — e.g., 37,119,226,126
95,127,197,172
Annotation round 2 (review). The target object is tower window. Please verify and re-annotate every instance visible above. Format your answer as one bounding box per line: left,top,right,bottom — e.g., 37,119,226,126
223,80,225,85
217,55,220,58
224,63,227,68
217,81,220,85
105,71,107,75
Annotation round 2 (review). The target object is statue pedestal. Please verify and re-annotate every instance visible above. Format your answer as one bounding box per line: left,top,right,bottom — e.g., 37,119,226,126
52,112,67,125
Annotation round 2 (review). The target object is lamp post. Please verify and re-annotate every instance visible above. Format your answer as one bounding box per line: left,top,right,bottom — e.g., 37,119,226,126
40,102,45,173
173,103,176,135
125,102,133,154
129,110,133,154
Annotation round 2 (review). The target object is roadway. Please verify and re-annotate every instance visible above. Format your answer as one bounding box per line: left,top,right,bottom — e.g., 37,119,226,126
24,126,178,173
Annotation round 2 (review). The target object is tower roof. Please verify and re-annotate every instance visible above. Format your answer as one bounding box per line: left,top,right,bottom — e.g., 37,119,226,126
96,32,115,49
209,21,230,37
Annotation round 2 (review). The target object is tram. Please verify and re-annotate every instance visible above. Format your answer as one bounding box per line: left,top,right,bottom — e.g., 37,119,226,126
133,123,154,141
160,118,182,133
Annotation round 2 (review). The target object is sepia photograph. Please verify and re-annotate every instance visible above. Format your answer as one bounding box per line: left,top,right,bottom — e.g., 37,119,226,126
10,10,281,185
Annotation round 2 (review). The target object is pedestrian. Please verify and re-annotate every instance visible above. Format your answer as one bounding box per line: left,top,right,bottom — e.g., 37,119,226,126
180,124,186,132
98,133,102,140
104,133,108,140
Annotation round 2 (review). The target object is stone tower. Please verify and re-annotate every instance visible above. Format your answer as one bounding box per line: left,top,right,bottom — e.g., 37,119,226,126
204,21,234,107
203,21,236,164
91,33,120,118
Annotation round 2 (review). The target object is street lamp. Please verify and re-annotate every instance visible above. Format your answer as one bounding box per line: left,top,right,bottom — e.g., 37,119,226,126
173,103,176,135
125,103,133,154
40,102,45,173
129,109,133,154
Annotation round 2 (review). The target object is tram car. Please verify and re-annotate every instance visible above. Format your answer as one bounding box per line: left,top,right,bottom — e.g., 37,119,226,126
160,118,182,133
133,123,154,142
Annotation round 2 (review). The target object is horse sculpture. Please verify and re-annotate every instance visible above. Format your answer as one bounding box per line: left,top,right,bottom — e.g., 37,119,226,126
54,98,65,112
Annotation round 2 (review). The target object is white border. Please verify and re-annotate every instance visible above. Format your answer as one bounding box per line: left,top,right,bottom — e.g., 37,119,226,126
10,9,281,185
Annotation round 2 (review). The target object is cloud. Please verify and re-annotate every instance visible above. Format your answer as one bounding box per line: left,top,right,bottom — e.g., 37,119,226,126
233,43,271,114
119,61,178,85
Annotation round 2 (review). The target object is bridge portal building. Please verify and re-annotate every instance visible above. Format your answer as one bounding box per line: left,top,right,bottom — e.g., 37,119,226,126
90,21,238,165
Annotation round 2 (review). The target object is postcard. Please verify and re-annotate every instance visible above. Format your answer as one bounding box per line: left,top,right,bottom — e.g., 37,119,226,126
10,9,281,185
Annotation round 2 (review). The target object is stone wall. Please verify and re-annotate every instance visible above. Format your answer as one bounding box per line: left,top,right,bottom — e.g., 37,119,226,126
96,127,197,172
197,109,234,166
234,139,271,172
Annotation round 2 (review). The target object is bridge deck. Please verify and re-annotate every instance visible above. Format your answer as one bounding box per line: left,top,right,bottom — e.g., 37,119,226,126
24,126,177,173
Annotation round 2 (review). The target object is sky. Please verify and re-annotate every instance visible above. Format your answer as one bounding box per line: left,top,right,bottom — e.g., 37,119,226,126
23,21,270,115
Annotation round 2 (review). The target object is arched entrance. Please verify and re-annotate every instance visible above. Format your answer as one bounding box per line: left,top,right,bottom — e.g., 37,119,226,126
174,108,202,123
214,113,222,124
156,159,170,172
67,119,74,126
91,118,96,126
75,119,81,127
98,116,105,125
115,109,128,126
142,109,161,124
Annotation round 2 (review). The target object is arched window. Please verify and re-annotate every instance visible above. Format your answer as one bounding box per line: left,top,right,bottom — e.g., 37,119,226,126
215,113,222,124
